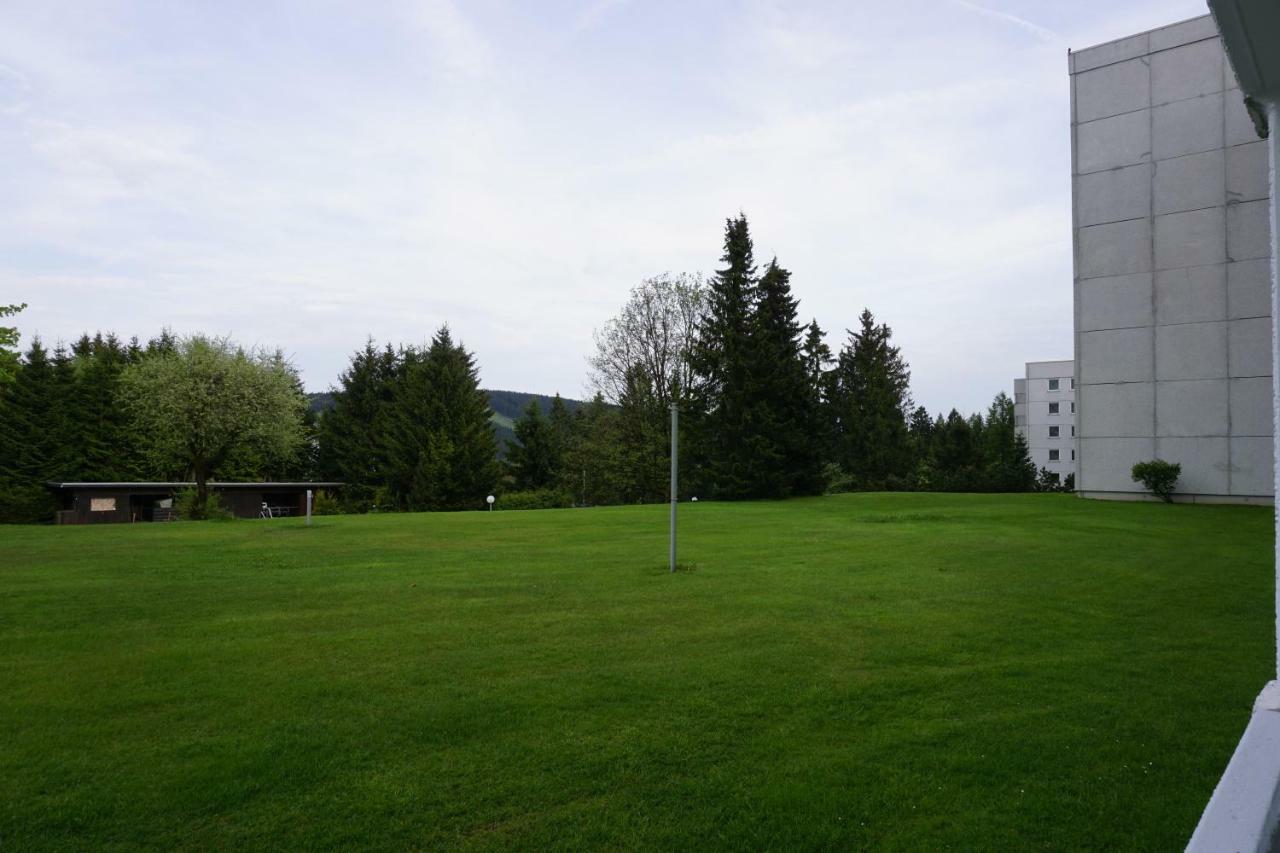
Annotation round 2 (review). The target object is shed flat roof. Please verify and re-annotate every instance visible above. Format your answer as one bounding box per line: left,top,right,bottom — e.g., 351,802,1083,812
47,482,344,490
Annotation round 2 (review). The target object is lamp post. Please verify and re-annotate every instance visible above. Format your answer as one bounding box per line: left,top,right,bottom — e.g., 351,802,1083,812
486,494,495,512
670,403,678,573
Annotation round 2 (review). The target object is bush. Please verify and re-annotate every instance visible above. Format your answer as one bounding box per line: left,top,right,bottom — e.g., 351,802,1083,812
1131,459,1180,503
822,463,856,495
1062,473,1075,492
174,487,233,521
312,490,342,516
496,489,573,511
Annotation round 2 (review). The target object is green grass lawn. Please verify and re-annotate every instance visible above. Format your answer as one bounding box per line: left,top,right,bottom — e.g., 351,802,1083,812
0,493,1272,850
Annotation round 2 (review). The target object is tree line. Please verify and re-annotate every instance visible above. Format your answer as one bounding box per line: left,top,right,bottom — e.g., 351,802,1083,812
0,213,1048,523
500,214,1042,505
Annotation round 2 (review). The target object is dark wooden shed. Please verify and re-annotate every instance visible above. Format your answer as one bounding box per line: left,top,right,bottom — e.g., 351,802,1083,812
47,482,343,524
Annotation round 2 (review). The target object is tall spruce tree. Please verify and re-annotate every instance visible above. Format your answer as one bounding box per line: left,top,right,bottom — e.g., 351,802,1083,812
0,339,59,522
832,309,913,488
318,340,401,509
507,400,558,491
690,214,759,499
982,391,1036,492
384,326,497,511
747,260,824,497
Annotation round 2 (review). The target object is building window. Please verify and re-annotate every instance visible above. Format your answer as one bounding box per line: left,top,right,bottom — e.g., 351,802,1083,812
90,498,117,512
1071,450,1076,461
1049,450,1060,462
1049,426,1060,438
1071,402,1076,414
1049,402,1059,415
1071,426,1075,437
1048,379,1060,391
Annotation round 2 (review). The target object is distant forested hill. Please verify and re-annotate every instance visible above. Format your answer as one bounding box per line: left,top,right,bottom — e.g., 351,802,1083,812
307,389,584,456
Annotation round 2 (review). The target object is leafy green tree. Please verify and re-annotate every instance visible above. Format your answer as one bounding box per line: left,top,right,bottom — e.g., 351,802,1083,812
590,273,705,407
121,336,308,516
0,303,25,385
831,309,912,488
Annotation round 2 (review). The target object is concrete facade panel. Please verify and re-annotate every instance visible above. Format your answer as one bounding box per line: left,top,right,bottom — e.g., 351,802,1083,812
1071,15,1272,503
1156,379,1229,436
1158,436,1230,494
1152,94,1224,160
1148,16,1219,51
1155,321,1227,380
1155,265,1226,325
1080,327,1153,383
1153,150,1224,215
1154,207,1226,269
1230,377,1273,436
1227,200,1272,261
1230,437,1274,495
1151,38,1224,104
1075,58,1151,122
1080,382,1154,437
1226,141,1269,203
1079,218,1152,278
1228,259,1272,319
1079,273,1153,331
1079,437,1155,492
1228,317,1272,378
1077,164,1151,226
1076,110,1151,173
1071,34,1150,73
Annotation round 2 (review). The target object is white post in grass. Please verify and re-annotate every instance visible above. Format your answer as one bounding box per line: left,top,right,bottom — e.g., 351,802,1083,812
670,403,678,574
306,489,313,526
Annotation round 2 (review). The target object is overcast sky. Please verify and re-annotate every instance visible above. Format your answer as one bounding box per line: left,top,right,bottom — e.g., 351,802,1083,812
1,0,1210,413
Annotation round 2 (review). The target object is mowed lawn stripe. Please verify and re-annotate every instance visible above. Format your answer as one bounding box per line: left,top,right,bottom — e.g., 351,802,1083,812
0,493,1271,850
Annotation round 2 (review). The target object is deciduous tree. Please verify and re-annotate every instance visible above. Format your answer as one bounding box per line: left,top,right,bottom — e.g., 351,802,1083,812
121,336,308,516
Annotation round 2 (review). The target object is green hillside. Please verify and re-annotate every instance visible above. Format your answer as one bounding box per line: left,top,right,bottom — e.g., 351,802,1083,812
308,389,584,455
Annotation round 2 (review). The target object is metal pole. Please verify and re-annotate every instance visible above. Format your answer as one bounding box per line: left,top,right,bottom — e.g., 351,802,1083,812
306,489,313,527
1267,98,1279,682
670,403,678,573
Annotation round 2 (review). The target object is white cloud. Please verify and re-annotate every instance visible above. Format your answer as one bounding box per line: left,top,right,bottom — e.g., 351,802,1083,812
0,0,1210,413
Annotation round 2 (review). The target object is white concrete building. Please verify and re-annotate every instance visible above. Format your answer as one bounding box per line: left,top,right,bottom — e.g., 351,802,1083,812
1013,360,1076,485
1141,3,1280,847
1069,14,1274,504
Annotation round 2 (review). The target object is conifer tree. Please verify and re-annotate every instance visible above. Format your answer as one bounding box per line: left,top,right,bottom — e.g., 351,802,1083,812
0,340,59,522
615,366,668,503
747,259,824,497
507,400,557,491
561,393,625,506
690,214,760,499
831,309,912,488
384,326,497,511
318,340,401,509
